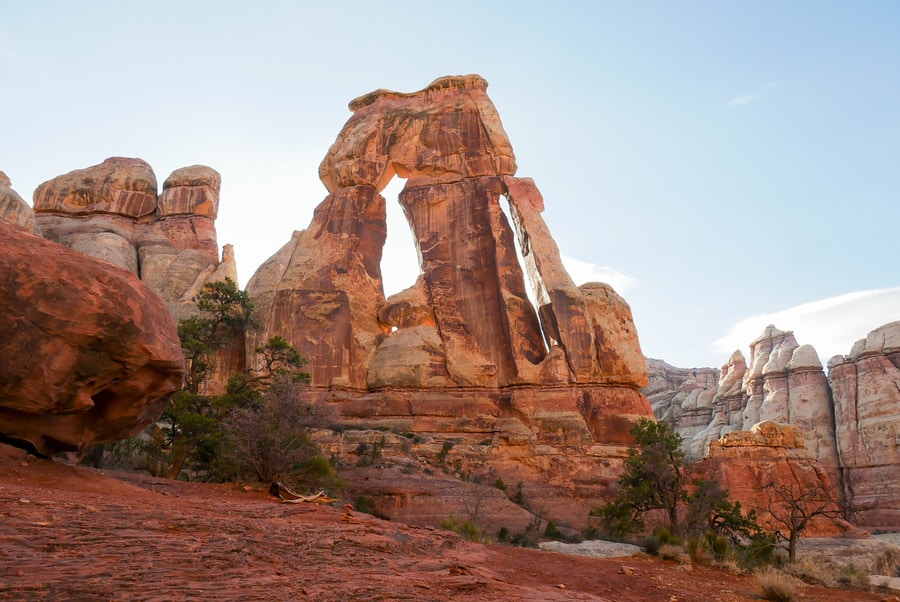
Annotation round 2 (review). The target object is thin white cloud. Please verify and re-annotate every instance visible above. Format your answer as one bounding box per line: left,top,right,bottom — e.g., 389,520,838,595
728,94,758,106
711,287,900,363
728,80,780,107
561,255,638,294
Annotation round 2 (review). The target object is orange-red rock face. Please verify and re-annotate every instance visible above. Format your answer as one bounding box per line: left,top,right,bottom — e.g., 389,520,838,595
247,185,387,388
0,172,37,232
0,221,184,454
700,422,847,537
247,75,653,526
250,75,649,395
33,158,235,321
650,322,900,531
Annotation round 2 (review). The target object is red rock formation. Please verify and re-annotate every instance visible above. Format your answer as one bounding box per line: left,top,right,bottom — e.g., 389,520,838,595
246,185,387,388
247,75,653,527
650,327,840,480
700,422,847,537
0,172,37,232
651,322,900,531
250,75,648,392
33,158,235,320
828,321,900,530
0,220,184,455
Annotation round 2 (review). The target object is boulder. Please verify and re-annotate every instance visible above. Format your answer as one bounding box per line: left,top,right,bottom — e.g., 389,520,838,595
33,156,158,217
0,220,184,454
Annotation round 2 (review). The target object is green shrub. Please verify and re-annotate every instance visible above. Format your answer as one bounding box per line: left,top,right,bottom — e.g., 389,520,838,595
655,527,683,547
510,531,538,548
495,477,507,491
497,526,510,542
545,521,562,539
440,516,487,543
640,535,661,556
513,482,526,506
356,495,375,515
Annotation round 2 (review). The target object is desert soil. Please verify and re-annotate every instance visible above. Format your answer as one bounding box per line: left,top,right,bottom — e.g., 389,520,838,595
0,444,888,601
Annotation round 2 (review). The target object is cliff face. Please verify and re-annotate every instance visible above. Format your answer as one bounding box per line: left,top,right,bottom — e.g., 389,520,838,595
699,421,847,537
649,322,900,531
246,75,654,526
33,158,237,321
30,158,241,393
827,321,900,529
249,75,648,394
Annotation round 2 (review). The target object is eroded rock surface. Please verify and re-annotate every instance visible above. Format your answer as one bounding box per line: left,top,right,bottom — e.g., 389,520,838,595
249,75,648,392
0,171,37,232
828,321,900,530
33,158,235,320
247,75,653,527
650,322,900,531
700,421,848,537
0,220,184,454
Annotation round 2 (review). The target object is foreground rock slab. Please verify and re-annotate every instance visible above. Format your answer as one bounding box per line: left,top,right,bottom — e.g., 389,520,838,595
0,444,882,602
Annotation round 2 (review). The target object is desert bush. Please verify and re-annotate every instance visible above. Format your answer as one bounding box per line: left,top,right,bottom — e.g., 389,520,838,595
497,526,510,542
355,496,375,515
544,521,562,539
440,515,488,543
754,567,799,602
658,544,690,564
509,531,538,548
221,375,338,491
837,564,872,590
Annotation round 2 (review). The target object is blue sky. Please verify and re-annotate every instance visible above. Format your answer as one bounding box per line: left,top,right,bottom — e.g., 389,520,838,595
3,1,899,368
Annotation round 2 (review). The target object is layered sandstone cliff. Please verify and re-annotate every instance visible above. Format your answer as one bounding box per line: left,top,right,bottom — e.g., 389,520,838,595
33,158,237,321
827,321,900,529
699,421,846,537
246,75,653,526
650,322,900,531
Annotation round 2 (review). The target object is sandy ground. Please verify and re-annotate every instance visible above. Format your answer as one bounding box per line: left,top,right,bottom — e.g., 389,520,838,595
0,444,890,601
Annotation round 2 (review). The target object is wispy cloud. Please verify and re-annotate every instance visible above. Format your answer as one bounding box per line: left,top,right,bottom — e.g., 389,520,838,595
711,288,900,363
728,94,758,106
561,255,638,294
728,81,779,107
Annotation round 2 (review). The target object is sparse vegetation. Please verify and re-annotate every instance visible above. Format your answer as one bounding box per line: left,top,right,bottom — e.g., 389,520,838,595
753,567,799,602
760,480,844,562
102,278,343,494
440,515,489,543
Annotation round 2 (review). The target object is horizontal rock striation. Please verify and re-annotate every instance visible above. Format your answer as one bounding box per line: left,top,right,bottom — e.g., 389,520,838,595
650,322,900,531
827,321,900,530
247,75,653,526
33,158,236,321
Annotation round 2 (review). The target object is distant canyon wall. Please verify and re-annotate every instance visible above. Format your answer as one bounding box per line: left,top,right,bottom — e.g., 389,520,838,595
646,322,900,530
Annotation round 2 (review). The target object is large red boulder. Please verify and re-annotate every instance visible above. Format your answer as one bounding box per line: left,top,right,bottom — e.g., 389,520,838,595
0,220,184,454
